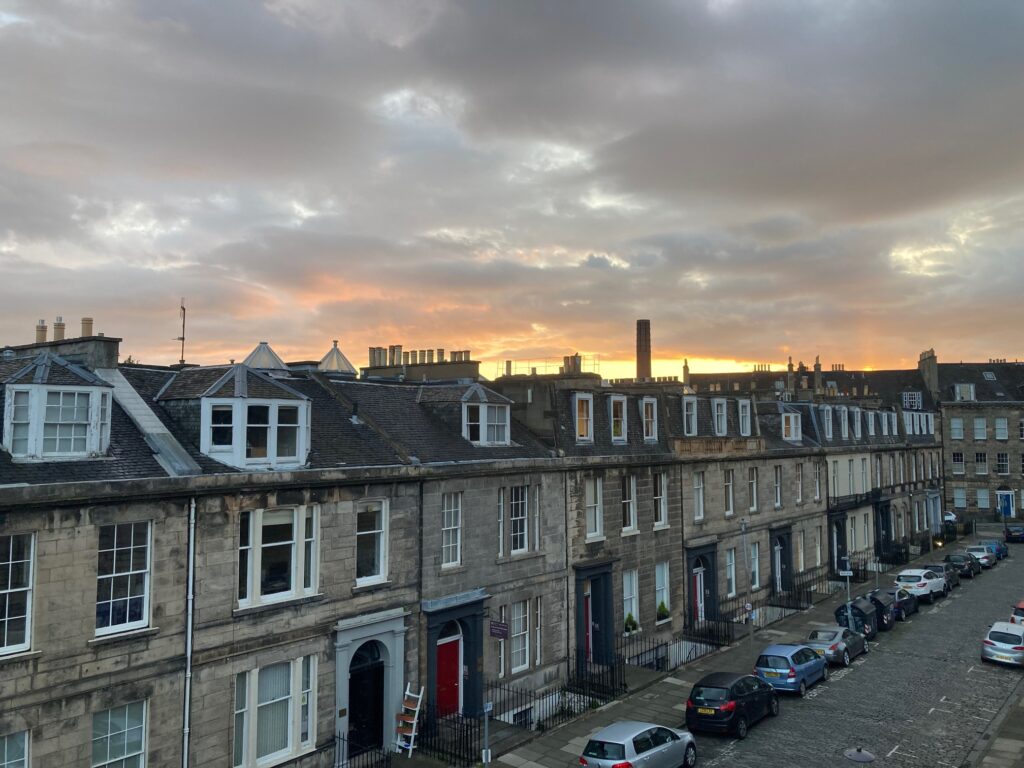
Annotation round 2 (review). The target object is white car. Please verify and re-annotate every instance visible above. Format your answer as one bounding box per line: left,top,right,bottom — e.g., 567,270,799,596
981,622,1024,667
943,511,958,524
894,568,947,604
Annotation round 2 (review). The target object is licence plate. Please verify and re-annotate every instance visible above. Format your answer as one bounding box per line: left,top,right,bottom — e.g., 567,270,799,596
814,649,825,656
995,654,1013,662
764,671,779,677
698,707,715,715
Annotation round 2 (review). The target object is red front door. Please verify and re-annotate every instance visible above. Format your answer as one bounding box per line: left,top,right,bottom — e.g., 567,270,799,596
436,638,461,716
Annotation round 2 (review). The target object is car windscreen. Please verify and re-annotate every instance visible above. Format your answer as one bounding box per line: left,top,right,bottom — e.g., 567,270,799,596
808,631,837,641
691,685,729,703
896,574,920,583
988,631,1024,646
756,655,790,670
1014,607,1024,618
947,556,965,562
583,740,626,760
967,548,987,555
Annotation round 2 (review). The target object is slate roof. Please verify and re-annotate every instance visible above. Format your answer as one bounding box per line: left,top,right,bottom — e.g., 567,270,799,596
1,352,112,388
157,365,307,401
936,363,1024,403
550,388,672,458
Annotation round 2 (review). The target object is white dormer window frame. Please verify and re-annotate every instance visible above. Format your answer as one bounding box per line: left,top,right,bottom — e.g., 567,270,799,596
782,413,802,442
200,398,310,469
821,405,833,440
837,406,849,439
682,396,697,437
954,383,976,402
575,393,594,443
641,397,658,442
609,395,627,444
881,411,889,436
463,402,511,446
2,384,112,460
712,399,727,437
889,412,898,435
851,407,861,439
738,400,751,437
903,411,914,435
866,411,875,436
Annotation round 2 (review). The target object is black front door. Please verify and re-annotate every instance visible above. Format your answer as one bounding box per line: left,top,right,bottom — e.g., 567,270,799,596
349,642,385,755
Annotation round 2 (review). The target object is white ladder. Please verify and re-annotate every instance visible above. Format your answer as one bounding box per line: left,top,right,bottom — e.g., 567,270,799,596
395,684,424,757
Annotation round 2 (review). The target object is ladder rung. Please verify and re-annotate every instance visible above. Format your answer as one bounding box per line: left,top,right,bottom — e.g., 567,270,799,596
403,698,420,708
397,725,415,736
396,713,416,723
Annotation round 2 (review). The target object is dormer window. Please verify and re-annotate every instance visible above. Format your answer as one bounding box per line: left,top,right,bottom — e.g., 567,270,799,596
782,413,801,442
821,405,833,440
852,407,862,439
953,383,976,401
641,397,657,442
837,406,848,439
575,393,594,442
712,399,727,436
200,398,310,468
866,411,875,436
902,391,922,410
682,397,697,436
889,412,898,435
738,400,751,437
610,396,627,444
3,385,112,459
881,411,889,435
463,403,510,446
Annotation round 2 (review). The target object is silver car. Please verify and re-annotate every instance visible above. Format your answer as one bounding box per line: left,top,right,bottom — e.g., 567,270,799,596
981,622,1024,667
966,545,996,568
804,625,868,667
580,721,697,768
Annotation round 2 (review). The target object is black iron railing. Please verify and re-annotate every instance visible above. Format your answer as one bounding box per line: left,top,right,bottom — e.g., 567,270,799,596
332,734,393,768
417,703,482,767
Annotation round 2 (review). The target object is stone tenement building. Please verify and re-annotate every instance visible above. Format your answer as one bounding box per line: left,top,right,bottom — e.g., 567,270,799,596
0,321,948,767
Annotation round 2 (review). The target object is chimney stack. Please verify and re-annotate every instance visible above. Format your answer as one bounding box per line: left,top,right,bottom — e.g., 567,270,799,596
436,348,444,363
35,319,47,343
636,319,652,380
81,317,94,337
53,316,66,341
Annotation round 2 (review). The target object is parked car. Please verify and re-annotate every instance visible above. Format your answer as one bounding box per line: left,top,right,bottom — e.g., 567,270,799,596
754,644,829,696
877,587,919,621
894,568,947,604
980,539,1009,560
685,672,779,739
580,721,698,768
835,597,878,639
804,626,868,666
1005,526,1024,544
1009,600,1024,626
981,622,1024,668
945,551,982,579
921,561,961,590
863,590,897,630
943,511,959,524
965,545,997,568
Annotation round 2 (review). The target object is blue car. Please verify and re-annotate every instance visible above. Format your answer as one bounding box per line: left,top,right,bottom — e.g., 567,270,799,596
979,540,1008,560
754,644,829,697
1005,526,1024,544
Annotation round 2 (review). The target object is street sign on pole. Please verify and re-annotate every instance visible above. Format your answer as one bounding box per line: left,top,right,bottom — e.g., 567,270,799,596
839,570,854,577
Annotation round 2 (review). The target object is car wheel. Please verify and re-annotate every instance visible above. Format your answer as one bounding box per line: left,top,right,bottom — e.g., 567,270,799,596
863,641,870,655
798,680,807,697
769,696,780,717
842,650,851,666
822,665,830,682
734,716,748,740
683,742,697,768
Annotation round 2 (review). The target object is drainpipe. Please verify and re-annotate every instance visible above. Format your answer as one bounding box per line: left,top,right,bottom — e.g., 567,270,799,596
182,497,197,768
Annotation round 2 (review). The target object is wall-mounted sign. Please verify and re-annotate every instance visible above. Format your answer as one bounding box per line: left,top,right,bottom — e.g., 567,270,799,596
489,620,509,639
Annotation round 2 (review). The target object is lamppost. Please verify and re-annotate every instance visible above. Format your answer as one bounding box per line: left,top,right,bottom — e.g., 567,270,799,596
740,519,753,646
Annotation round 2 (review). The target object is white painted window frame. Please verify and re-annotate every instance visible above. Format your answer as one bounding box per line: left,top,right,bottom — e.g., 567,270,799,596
238,506,319,607
233,655,316,767
641,397,658,442
462,403,511,446
712,399,727,437
682,397,697,436
575,393,594,443
609,395,627,444
201,397,310,469
738,400,751,437
3,384,111,459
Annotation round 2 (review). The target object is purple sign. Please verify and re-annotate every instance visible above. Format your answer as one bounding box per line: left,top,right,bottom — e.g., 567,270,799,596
489,620,509,639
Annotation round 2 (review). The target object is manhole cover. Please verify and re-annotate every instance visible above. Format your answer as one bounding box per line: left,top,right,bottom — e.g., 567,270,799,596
843,747,876,763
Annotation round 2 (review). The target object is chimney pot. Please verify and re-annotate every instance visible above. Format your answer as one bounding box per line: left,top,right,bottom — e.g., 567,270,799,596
426,349,434,364
436,348,444,363
388,346,396,366
402,351,410,365
505,359,512,376
53,317,66,341
368,347,376,367
419,350,426,364
35,319,47,344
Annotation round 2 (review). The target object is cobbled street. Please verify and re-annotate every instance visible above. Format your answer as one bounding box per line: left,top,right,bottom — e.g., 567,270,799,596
501,536,1024,768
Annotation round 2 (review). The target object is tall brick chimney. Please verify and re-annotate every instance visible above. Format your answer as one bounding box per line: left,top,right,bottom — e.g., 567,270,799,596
636,319,652,381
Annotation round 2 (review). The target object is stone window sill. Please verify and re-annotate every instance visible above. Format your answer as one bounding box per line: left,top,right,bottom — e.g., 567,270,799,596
352,581,392,596
0,649,43,666
621,529,640,538
653,523,670,532
585,535,606,544
233,594,324,618
88,627,160,647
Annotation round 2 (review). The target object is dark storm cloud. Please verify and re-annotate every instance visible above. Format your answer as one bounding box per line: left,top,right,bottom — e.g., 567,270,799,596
1,0,1023,370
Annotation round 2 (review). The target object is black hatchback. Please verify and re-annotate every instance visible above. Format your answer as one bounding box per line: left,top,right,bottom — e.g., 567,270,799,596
864,590,896,631
685,672,779,739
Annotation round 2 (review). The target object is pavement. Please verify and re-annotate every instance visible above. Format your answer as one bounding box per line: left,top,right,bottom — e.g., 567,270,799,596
496,525,1024,768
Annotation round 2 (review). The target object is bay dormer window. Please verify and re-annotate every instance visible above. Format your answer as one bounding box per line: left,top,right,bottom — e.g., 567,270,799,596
2,385,112,459
200,398,310,469
463,403,510,446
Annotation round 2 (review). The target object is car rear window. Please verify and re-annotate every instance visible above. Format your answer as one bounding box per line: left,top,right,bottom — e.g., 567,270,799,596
1014,607,1024,618
691,685,728,703
583,740,625,760
988,631,1024,646
756,654,790,670
967,548,986,554
808,630,837,641
896,574,919,583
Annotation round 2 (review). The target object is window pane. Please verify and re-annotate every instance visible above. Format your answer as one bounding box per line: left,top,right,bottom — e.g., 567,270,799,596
357,504,384,580
260,511,294,597
256,663,291,758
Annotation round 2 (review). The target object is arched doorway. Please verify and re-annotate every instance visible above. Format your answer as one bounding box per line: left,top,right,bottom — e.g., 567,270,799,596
436,621,463,716
691,556,709,622
348,640,387,755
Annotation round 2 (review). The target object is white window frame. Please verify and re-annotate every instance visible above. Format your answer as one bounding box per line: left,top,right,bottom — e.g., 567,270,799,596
875,455,883,485
952,451,965,474
92,701,147,768
881,411,889,436
622,569,639,634
866,411,875,436
738,400,751,437
0,731,28,768
655,561,670,623
0,533,33,655
621,475,638,532
441,492,462,568
977,488,990,509
974,417,987,441
813,462,821,501
682,397,697,436
748,467,758,511
725,548,737,597
584,477,603,540
95,522,151,637
238,506,319,607
641,397,658,442
712,399,727,436
954,383,976,401
3,384,112,459
815,526,822,566
848,459,855,493
953,487,967,509
750,542,760,589
797,530,805,572
233,655,316,767
796,463,803,503
201,397,310,469
889,412,898,436
997,452,1009,475
821,406,833,440
354,500,388,587
1019,418,1024,440
861,458,868,491
653,471,669,528
838,406,849,439
510,600,530,673
534,597,542,667
609,396,627,444
693,471,705,522
463,403,511,446
510,485,529,553
724,468,735,516
852,407,862,439
950,417,964,440
773,465,782,508
782,413,801,442
975,452,988,476
575,393,594,443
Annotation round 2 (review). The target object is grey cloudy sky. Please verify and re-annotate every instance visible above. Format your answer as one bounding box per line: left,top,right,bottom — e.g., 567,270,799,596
1,0,1022,375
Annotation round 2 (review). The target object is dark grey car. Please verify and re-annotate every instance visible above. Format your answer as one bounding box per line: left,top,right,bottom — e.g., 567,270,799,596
922,561,961,589
804,625,868,666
